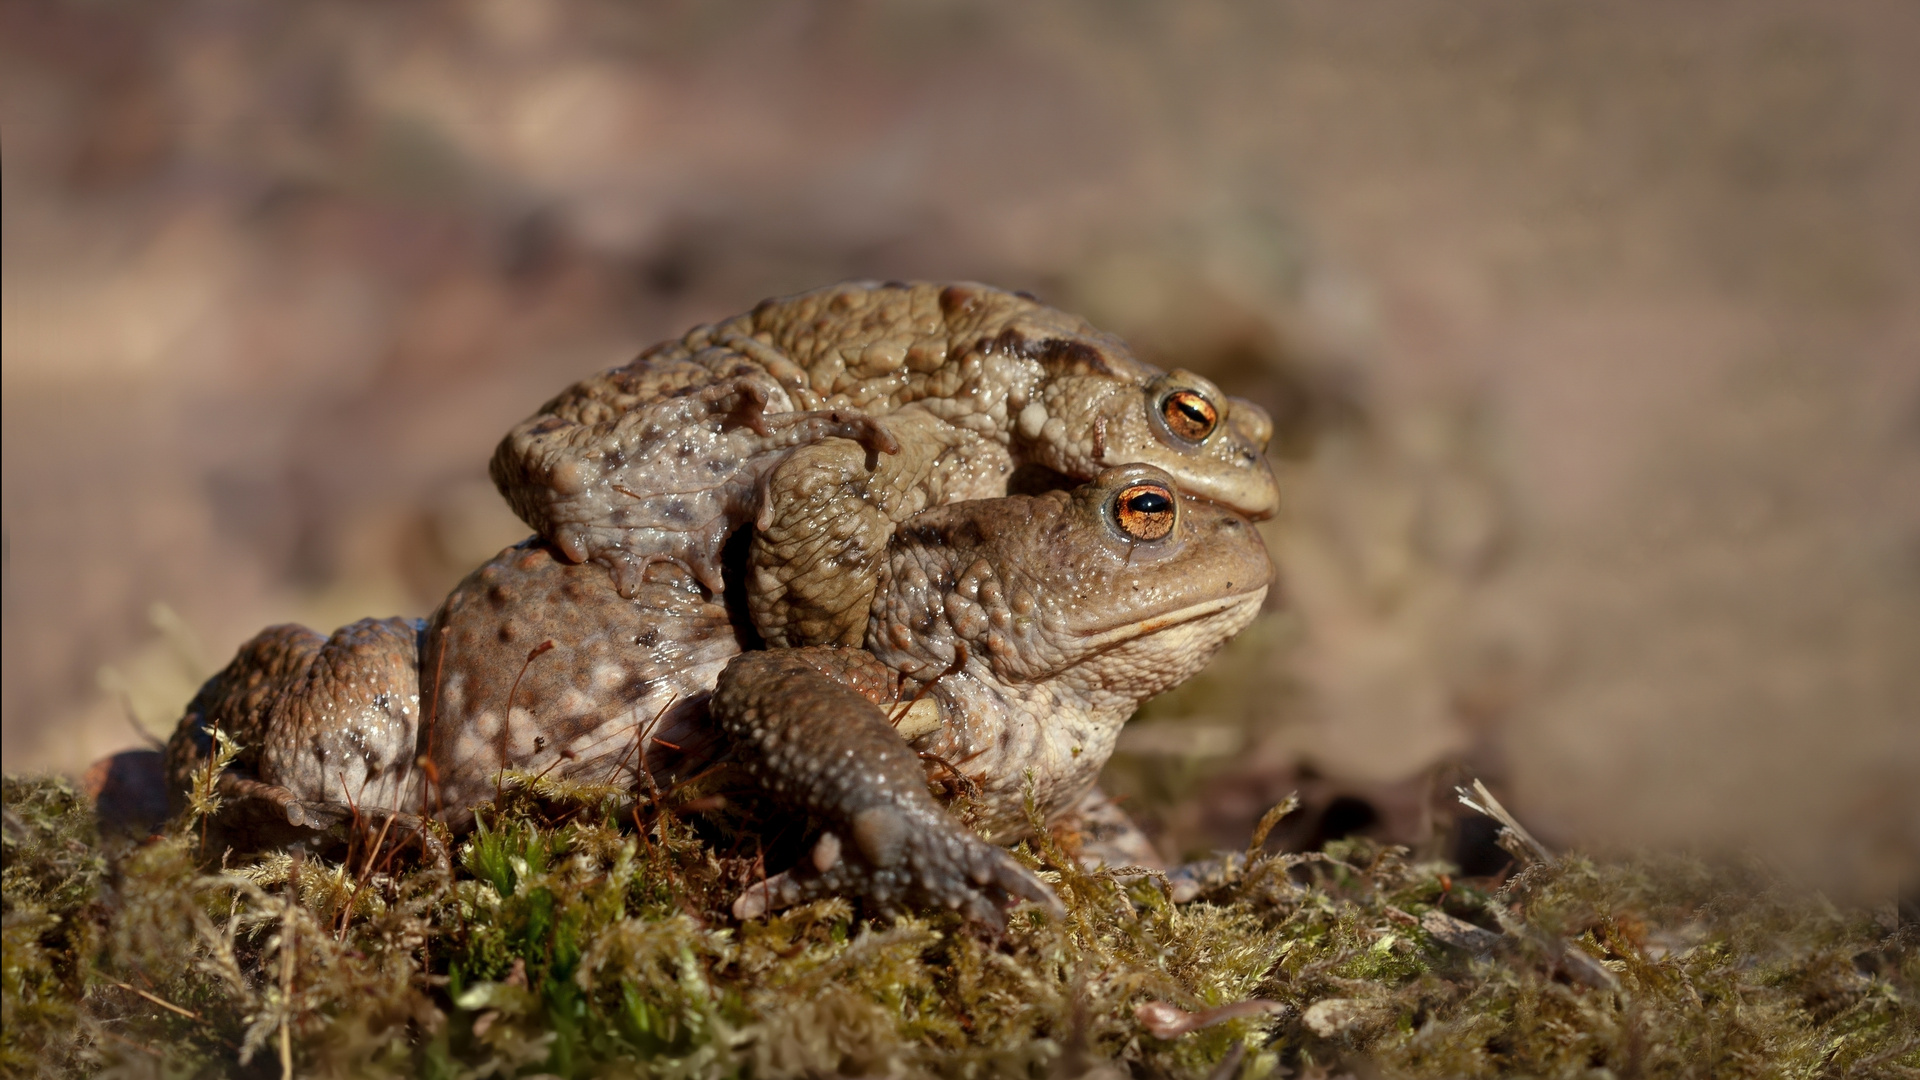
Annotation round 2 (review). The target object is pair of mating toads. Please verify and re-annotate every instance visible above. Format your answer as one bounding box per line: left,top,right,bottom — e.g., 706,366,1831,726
162,281,1280,924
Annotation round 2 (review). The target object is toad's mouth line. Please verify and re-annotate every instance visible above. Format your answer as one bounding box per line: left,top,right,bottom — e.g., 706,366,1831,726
1074,587,1268,653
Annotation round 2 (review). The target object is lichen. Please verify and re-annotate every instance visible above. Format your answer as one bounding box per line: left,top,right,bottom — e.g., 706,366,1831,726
2,771,1913,1078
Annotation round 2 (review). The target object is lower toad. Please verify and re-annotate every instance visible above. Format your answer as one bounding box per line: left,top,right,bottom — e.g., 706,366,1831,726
165,465,1271,921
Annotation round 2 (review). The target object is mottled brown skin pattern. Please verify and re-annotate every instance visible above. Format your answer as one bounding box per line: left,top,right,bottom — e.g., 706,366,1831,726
163,466,1268,925
164,617,423,844
417,541,749,831
166,547,748,842
491,281,1279,643
713,649,1058,925
721,464,1273,921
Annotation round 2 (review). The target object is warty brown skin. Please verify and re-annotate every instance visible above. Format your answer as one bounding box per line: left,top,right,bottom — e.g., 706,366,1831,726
162,552,744,844
490,281,1279,645
416,543,748,832
720,464,1273,921
163,617,425,848
163,466,1270,924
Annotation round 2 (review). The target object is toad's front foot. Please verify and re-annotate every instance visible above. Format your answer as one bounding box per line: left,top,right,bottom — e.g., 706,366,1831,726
733,801,1061,928
714,648,1061,927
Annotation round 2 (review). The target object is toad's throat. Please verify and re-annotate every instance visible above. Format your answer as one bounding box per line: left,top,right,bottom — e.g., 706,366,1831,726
1073,587,1268,653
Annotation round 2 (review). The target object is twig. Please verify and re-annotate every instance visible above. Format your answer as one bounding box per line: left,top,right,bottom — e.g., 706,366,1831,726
753,837,768,923
376,815,427,878
634,699,684,807
331,775,371,936
361,810,398,881
105,978,203,1022
631,804,656,858
603,709,649,788
196,719,226,859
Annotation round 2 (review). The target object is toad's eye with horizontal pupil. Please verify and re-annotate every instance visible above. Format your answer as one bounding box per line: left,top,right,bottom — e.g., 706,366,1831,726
1161,390,1218,442
1113,483,1177,540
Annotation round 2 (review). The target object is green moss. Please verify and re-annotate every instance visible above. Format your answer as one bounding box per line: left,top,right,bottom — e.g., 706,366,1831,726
2,776,107,1074
2,771,1913,1078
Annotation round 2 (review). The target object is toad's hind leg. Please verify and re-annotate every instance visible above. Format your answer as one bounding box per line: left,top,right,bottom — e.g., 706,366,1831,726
164,617,427,848
712,648,1062,927
165,623,323,814
209,774,448,866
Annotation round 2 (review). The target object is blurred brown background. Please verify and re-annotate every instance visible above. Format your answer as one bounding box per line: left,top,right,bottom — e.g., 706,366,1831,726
4,0,1916,895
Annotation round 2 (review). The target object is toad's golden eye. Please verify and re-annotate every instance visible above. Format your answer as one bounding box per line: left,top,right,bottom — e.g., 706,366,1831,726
1161,390,1218,442
1113,482,1177,541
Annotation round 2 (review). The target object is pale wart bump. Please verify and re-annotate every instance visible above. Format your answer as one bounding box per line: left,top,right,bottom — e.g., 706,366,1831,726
1016,401,1048,440
549,460,588,496
589,662,627,691
451,731,487,759
811,831,843,873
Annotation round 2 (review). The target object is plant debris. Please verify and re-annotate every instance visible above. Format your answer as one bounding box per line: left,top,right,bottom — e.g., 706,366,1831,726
3,771,1915,1078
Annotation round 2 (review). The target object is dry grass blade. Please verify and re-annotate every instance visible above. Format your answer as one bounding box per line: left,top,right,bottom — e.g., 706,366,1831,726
104,978,203,1021
1455,778,1555,864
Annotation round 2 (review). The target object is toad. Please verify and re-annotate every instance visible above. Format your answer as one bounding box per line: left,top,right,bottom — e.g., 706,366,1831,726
490,281,1279,649
166,465,1271,921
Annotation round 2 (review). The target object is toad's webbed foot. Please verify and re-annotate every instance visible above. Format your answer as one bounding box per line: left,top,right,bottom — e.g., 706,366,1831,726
217,773,348,830
187,772,448,868
713,649,1062,927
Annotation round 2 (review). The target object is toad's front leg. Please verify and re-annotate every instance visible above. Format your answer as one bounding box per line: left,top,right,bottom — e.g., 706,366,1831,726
711,648,1061,927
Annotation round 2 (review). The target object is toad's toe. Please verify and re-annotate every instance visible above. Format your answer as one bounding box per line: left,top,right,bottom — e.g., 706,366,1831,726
964,845,1064,920
734,870,813,920
896,827,1060,928
732,818,1060,929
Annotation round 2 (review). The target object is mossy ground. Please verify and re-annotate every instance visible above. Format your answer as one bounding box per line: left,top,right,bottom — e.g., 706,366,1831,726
2,772,1914,1079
